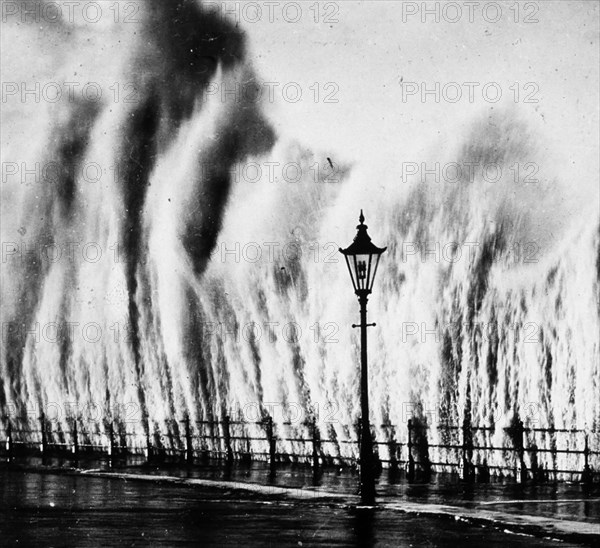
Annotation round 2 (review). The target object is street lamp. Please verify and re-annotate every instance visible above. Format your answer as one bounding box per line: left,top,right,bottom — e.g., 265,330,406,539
339,210,387,505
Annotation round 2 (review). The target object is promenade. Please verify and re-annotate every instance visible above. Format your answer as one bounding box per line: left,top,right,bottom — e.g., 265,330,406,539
1,457,598,546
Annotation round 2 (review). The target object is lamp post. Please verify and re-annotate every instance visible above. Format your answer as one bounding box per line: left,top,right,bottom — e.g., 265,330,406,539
339,210,387,506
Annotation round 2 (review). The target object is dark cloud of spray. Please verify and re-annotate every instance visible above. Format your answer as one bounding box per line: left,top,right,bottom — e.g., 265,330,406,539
0,0,275,421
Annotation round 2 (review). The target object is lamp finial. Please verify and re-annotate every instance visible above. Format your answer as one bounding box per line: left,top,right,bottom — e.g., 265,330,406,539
359,210,365,225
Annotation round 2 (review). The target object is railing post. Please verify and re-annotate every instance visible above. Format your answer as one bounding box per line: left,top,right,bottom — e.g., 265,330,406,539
311,417,320,471
198,420,209,464
582,433,593,485
373,427,382,474
515,417,527,483
40,411,47,458
478,458,490,483
145,419,152,462
265,415,276,467
388,425,399,474
422,423,431,481
407,419,415,481
223,415,233,464
184,414,193,464
6,419,13,461
530,443,541,483
108,422,115,464
71,416,79,459
462,416,473,482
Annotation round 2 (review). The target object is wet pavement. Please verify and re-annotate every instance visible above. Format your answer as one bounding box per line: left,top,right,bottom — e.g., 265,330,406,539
1,457,599,546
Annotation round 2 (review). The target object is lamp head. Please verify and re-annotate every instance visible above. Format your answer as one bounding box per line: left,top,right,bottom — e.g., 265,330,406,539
339,210,387,296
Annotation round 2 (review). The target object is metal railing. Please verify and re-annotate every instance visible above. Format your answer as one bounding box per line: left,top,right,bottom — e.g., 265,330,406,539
1,413,598,484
